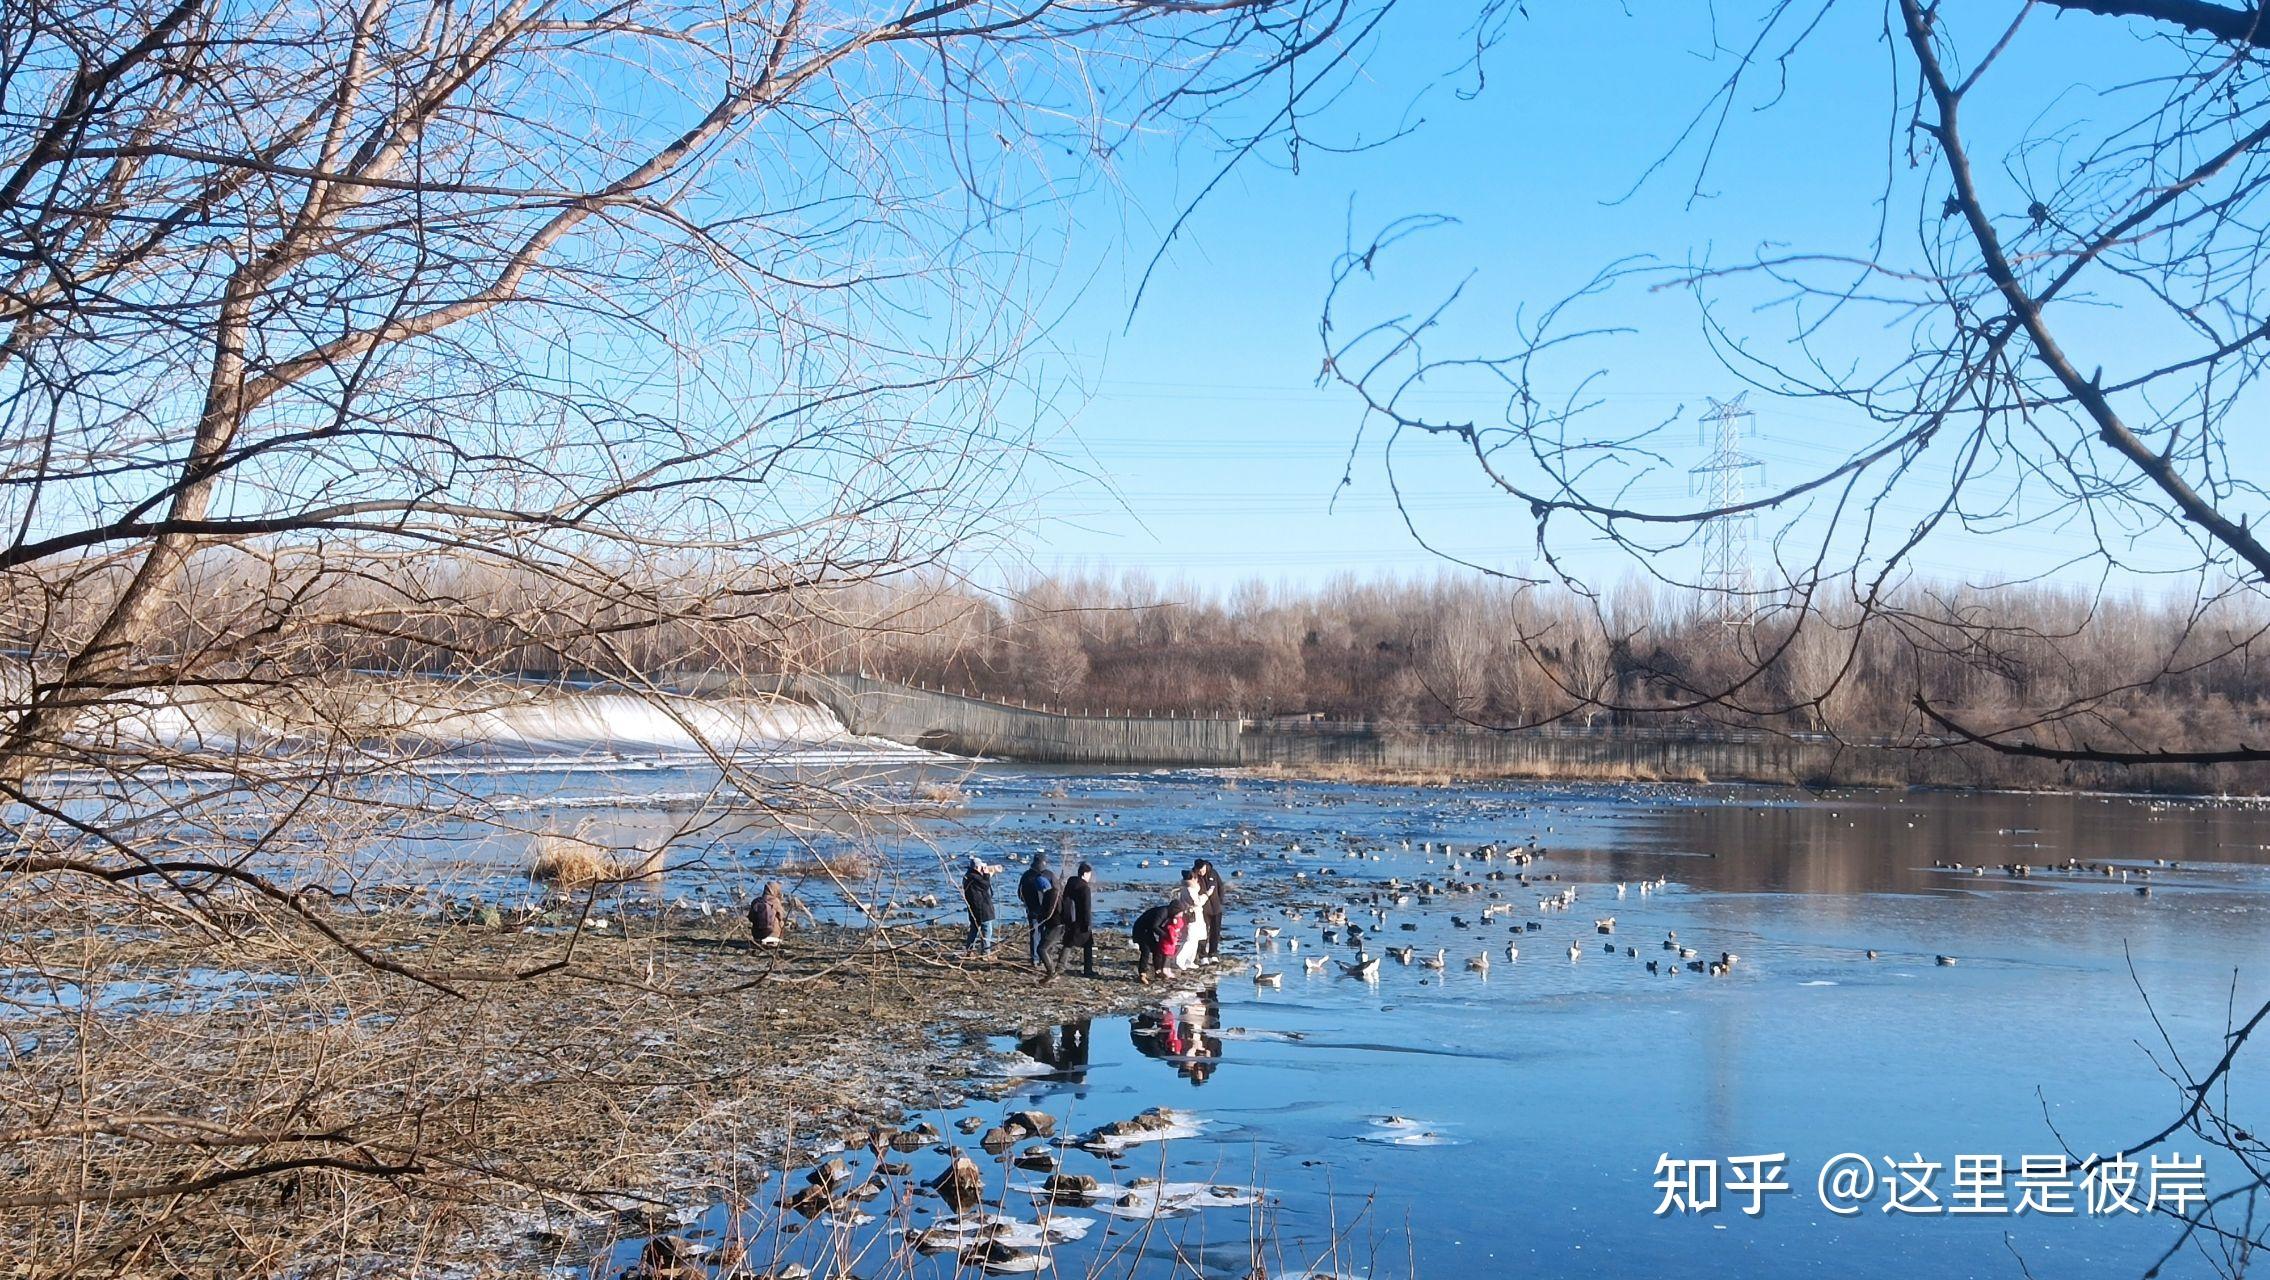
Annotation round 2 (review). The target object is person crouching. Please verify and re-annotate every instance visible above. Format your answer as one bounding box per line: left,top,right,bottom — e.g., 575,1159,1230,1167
746,881,788,948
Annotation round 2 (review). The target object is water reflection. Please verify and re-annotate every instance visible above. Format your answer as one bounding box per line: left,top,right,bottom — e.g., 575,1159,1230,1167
1130,990,1222,1085
1613,789,2270,895
1015,1019,1092,1085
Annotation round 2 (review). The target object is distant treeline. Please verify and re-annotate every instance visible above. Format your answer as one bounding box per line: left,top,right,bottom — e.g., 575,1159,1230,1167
11,551,2267,791
811,572,2270,794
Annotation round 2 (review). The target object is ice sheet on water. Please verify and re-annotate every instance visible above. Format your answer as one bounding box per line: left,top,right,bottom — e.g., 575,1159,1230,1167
907,1211,1095,1252
1074,1108,1204,1152
1357,1115,1462,1146
1085,1180,1262,1218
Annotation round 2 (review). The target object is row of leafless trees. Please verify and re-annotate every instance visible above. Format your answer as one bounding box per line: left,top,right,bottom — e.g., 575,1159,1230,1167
816,570,2265,750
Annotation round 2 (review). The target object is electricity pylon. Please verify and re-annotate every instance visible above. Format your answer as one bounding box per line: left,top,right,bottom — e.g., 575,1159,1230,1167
1690,396,1762,626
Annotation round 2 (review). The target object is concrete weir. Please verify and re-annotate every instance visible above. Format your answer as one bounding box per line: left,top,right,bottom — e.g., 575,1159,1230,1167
783,674,1902,785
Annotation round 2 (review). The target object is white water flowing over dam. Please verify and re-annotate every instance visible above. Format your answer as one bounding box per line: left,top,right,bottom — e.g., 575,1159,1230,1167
55,677,934,769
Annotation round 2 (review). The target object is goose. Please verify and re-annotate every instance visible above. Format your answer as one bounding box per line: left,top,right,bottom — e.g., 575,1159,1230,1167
1935,954,1958,966
1341,952,1382,980
1615,882,1627,898
1390,945,1415,964
1420,948,1448,971
1864,949,1879,960
1304,956,1329,974
1254,971,1284,988
1594,917,1615,934
1466,953,1491,973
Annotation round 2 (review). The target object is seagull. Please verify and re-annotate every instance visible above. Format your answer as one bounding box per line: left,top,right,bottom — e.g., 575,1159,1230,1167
1567,940,1582,961
1390,946,1415,964
1503,943,1519,962
1304,956,1329,974
1420,948,1447,970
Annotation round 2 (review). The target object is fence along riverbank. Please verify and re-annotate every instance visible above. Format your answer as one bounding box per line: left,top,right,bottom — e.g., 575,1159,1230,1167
778,673,1911,785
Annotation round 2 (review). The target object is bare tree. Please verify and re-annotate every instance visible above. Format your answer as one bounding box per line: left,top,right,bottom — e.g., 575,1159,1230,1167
1319,0,2270,774
0,0,1397,1270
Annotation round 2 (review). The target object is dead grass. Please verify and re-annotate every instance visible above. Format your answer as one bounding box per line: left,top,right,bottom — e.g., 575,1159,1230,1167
912,778,968,807
775,847,881,879
528,832,640,888
3,911,1151,1280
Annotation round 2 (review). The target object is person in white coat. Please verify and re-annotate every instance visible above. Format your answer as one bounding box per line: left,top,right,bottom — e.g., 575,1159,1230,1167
1172,870,1210,970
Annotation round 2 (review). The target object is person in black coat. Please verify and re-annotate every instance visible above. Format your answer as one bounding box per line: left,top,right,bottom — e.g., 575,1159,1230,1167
1131,900,1180,984
962,855,1001,953
1041,862,1096,980
1016,850,1058,969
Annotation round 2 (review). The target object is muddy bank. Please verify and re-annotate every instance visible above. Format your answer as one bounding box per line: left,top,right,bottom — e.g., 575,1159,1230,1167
3,912,1182,1278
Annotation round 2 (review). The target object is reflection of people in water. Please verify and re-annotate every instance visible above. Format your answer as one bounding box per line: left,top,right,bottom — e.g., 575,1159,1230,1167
1016,1020,1093,1084
1129,991,1222,1086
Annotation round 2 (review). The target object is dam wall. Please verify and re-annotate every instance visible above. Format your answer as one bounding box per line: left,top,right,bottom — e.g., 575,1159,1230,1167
780,674,1907,784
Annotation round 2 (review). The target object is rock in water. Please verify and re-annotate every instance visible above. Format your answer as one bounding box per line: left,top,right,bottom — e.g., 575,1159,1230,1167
1004,1109,1057,1139
806,1156,850,1190
930,1154,986,1210
1042,1172,1100,1203
636,1236,698,1278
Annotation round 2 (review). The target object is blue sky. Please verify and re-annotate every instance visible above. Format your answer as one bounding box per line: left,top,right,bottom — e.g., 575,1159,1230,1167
990,2,2230,599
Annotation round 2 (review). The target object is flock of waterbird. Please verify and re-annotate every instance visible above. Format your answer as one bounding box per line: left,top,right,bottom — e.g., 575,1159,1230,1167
1034,792,2222,983
1239,833,1773,988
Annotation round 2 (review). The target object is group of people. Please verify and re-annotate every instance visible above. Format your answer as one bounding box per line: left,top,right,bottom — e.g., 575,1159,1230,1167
959,850,1226,984
1130,859,1224,983
749,847,1227,984
962,851,1096,981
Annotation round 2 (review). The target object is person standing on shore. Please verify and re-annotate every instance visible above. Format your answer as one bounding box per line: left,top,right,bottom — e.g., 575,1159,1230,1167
1042,862,1096,981
961,855,1001,954
747,881,789,948
1171,869,1208,971
1017,850,1059,969
1193,858,1226,962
